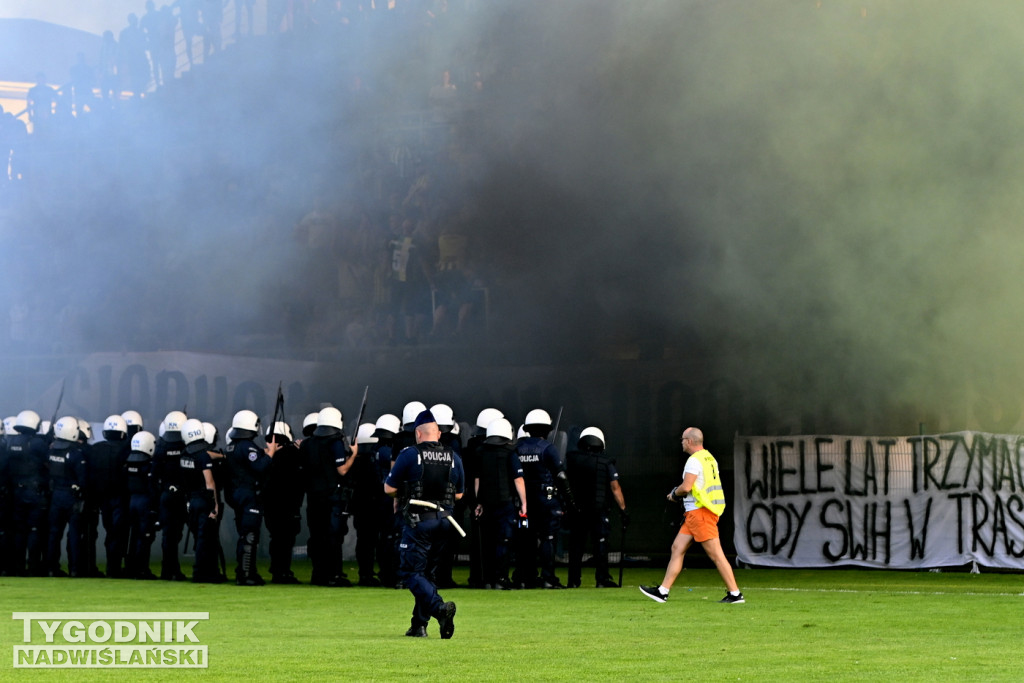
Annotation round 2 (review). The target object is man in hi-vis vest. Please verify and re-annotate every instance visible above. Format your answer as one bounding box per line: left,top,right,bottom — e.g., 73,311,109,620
640,427,745,604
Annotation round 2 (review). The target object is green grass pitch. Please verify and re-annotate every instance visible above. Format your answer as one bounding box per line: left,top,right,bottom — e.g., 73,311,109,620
2,562,1022,681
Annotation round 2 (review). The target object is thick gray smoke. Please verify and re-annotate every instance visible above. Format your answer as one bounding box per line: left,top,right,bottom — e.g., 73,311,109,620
450,1,1024,433
6,1,1024,434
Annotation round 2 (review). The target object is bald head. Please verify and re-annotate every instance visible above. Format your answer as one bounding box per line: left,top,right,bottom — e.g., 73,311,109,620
681,427,704,453
415,421,441,444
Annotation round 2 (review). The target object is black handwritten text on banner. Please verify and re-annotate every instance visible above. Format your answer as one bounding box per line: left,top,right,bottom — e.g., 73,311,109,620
732,433,1024,569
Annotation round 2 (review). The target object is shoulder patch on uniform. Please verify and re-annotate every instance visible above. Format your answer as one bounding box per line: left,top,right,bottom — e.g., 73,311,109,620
248,450,258,462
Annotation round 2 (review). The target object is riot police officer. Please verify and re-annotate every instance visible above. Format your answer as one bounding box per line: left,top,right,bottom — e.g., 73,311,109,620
85,415,131,577
124,431,159,580
462,407,503,588
349,422,387,586
474,418,527,590
430,403,462,588
514,408,569,589
181,419,223,583
225,409,278,585
301,407,357,587
154,410,189,581
371,413,402,588
384,410,463,639
7,410,49,576
566,427,628,588
45,416,87,577
263,420,304,584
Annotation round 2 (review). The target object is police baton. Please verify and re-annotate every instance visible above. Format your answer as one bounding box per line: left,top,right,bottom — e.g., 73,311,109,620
409,499,466,537
346,385,369,449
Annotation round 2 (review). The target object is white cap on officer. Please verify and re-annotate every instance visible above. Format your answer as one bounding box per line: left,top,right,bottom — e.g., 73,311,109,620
15,409,41,433
373,413,400,438
484,418,514,444
402,401,427,427
578,426,606,450
131,431,157,456
356,422,378,444
54,415,80,441
475,408,503,431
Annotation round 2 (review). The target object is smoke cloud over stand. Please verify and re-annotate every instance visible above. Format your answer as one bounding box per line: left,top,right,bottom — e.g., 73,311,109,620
4,1,1024,436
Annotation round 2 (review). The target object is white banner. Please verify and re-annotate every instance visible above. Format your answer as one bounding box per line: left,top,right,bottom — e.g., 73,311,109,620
733,433,1024,569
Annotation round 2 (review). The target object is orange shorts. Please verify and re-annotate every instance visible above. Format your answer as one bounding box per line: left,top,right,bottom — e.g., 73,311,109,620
680,507,720,543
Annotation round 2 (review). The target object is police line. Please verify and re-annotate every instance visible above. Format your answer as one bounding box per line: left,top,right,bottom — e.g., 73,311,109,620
732,432,1024,570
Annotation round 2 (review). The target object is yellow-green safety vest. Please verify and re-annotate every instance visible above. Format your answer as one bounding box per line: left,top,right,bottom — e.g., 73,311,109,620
690,449,726,516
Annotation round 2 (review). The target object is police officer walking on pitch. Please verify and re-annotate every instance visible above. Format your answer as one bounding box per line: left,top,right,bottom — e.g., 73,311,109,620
45,416,87,577
384,410,463,639
181,419,223,583
640,427,744,604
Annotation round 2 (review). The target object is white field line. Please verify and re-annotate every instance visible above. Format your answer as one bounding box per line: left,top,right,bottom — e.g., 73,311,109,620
740,586,1024,597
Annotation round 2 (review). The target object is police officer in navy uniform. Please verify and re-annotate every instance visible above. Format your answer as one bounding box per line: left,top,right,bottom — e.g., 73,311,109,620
462,408,503,588
300,407,357,587
225,409,278,586
430,403,463,588
349,422,386,586
474,418,527,590
263,420,304,584
154,410,189,581
514,408,569,589
566,427,629,588
7,410,49,576
84,414,132,578
371,413,402,588
124,431,159,580
385,409,463,639
45,416,88,577
180,419,223,583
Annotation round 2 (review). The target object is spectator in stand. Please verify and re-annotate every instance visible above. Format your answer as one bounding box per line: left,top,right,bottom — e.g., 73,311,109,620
98,31,119,103
202,0,225,56
152,5,179,87
175,0,204,68
236,0,257,37
27,73,57,129
139,1,162,84
69,53,96,115
118,14,151,98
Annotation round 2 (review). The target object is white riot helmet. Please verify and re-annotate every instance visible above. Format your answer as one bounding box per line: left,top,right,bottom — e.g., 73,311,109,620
77,419,93,442
484,418,514,445
182,418,207,446
131,430,157,456
524,409,551,427
103,414,128,440
373,413,400,438
475,408,503,431
402,401,427,427
302,412,319,437
202,422,219,447
578,426,606,451
3,416,15,435
430,403,455,432
15,409,41,434
523,408,553,438
517,424,527,440
122,410,144,435
356,422,378,444
266,421,293,443
317,407,344,431
54,416,80,441
163,410,187,438
231,409,261,437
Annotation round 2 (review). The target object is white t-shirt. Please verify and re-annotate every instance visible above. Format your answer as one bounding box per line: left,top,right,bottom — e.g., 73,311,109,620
681,454,704,512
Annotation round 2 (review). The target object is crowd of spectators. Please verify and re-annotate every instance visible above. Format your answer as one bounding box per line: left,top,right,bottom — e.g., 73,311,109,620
0,0,513,357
